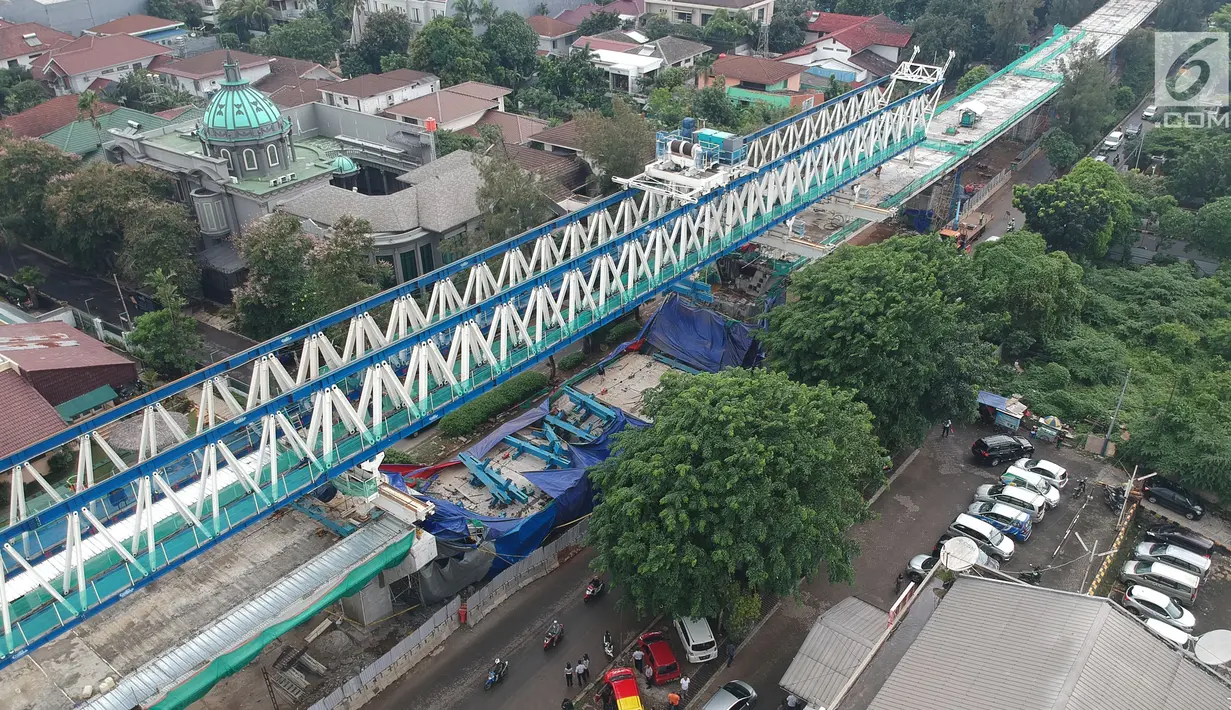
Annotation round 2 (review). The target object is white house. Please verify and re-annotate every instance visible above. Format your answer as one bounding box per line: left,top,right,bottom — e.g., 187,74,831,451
320,69,440,115
526,15,579,57
34,33,171,95
573,32,711,94
153,49,273,97
781,12,912,84
362,0,445,28
382,81,510,131
0,21,73,70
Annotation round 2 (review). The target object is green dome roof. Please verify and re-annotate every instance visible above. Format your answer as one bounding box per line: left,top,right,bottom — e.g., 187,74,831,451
202,52,289,144
330,155,359,175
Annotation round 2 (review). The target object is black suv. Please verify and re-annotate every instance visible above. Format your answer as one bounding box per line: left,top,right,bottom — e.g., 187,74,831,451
1142,478,1206,521
971,435,1034,466
1144,523,1215,555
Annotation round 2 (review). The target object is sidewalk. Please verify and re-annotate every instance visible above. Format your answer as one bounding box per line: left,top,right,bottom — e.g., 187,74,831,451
1141,501,1231,552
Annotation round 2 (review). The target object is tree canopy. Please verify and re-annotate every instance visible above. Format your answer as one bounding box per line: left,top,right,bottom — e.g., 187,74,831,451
481,12,538,88
355,9,414,75
1014,160,1127,259
119,199,202,297
588,368,885,619
251,14,341,65
128,270,203,378
470,149,556,252
763,235,996,449
576,11,621,36
410,16,491,85
577,98,656,193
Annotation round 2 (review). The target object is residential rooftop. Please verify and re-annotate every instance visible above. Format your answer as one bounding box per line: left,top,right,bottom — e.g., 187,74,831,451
383,88,496,123
526,14,577,37
0,93,119,138
37,33,169,75
711,54,804,85
0,21,72,61
154,49,268,79
84,14,184,36
324,68,437,98
43,106,171,157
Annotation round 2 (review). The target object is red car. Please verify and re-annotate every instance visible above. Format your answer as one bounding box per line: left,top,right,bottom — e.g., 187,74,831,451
602,667,644,710
637,631,681,684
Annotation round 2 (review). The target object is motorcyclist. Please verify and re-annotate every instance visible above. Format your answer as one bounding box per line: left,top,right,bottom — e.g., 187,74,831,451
588,576,603,590
603,630,613,647
548,619,562,636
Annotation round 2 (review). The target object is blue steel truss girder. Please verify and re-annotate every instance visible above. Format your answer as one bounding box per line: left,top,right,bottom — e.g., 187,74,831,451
0,77,940,664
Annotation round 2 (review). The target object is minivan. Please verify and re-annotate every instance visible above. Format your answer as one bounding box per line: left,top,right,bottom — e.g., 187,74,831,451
1120,560,1200,604
1134,542,1212,578
674,617,718,663
947,513,1015,561
1001,466,1060,508
974,484,1046,522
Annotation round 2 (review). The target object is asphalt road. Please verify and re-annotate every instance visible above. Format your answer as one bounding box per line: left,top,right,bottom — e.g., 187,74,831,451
367,548,644,710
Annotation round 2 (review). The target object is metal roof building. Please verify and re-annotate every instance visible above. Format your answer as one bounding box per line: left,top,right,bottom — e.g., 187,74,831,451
857,576,1231,710
780,597,886,708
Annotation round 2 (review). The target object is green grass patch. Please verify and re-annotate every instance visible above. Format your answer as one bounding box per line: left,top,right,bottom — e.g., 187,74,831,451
439,372,550,438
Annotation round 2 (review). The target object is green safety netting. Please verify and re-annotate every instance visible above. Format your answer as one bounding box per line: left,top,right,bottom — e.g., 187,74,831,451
152,530,420,710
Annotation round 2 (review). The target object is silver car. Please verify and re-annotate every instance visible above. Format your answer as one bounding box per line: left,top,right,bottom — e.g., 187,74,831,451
1121,584,1195,632
906,551,999,583
974,484,1046,522
701,680,757,710
1012,458,1068,488
947,513,1015,561
1134,542,1212,578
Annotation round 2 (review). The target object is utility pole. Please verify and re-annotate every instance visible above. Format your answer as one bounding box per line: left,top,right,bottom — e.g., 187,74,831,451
114,274,132,328
1101,368,1131,456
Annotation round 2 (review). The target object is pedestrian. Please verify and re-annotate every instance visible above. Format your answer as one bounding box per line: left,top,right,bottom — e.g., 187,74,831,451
565,662,574,688
576,658,587,684
786,693,800,709
875,165,882,178
942,419,952,438
979,213,986,227
632,648,645,673
562,700,575,710
668,691,682,708
1056,434,1064,449
644,663,654,687
680,675,690,698
726,641,736,667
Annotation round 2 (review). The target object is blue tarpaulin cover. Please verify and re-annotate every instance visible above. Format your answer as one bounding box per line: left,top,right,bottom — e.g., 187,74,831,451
977,390,1008,410
637,295,760,373
465,400,551,459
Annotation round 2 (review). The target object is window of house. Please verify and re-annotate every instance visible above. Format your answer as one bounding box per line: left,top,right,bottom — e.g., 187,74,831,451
342,96,350,105
700,13,712,25
412,7,420,21
400,250,419,282
675,11,692,22
267,144,280,166
552,39,558,49
386,94,394,106
431,8,440,18
132,62,141,71
194,79,201,92
6,59,17,69
220,148,232,169
243,149,258,171
419,243,435,274
757,7,765,21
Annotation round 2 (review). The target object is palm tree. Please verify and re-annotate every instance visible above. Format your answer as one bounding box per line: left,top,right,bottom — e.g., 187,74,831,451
453,0,477,23
533,2,550,16
693,53,716,86
77,90,104,146
475,0,498,26
241,0,274,33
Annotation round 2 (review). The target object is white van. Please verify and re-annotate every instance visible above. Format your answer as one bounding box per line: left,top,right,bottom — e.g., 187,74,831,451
1144,618,1194,649
674,617,718,663
1001,466,1060,508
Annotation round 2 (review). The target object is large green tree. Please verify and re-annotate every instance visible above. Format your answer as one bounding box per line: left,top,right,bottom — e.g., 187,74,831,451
1042,129,1080,172
128,270,203,378
43,163,172,272
307,216,390,316
763,235,995,449
984,0,1039,63
234,212,317,339
1195,197,1231,258
481,12,538,89
357,9,414,74
911,0,989,72
588,368,885,619
576,98,655,193
1063,158,1139,254
472,149,556,250
576,11,620,36
1014,171,1117,259
251,14,341,65
119,199,202,297
1053,43,1114,151
3,80,49,114
970,231,1085,354
410,16,490,85
0,136,79,242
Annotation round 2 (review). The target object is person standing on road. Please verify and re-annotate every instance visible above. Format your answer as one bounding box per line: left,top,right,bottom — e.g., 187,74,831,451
632,648,645,672
680,676,690,698
576,658,587,684
644,663,654,687
786,693,800,708
565,662,574,688
726,641,736,667
668,691,681,708
562,700,575,710
942,419,952,438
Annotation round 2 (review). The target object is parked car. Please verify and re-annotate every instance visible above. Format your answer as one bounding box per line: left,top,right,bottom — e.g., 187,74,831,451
1103,131,1124,151
1143,524,1216,556
1134,542,1212,578
1142,477,1205,521
1001,466,1061,508
971,435,1035,466
1121,584,1196,632
1142,104,1158,121
701,681,758,710
966,501,1032,542
603,668,645,710
1011,458,1068,488
974,484,1046,522
1144,618,1194,649
925,536,1004,570
673,617,718,663
947,513,1015,561
1120,560,1200,604
637,632,680,684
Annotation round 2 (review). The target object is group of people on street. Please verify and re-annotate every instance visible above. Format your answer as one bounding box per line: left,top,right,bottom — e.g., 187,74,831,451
564,654,591,687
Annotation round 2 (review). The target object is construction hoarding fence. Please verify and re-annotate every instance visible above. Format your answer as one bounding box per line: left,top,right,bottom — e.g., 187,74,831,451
465,520,587,628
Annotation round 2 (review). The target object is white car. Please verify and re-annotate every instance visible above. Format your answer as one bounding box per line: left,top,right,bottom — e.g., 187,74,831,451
1142,104,1157,121
1012,458,1068,488
1121,584,1195,632
1134,542,1212,578
974,484,1046,522
947,513,1015,562
1103,131,1123,151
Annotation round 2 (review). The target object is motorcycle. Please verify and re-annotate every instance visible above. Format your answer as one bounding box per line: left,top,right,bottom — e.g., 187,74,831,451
544,620,564,650
1104,485,1126,513
1071,478,1088,499
585,577,605,603
1018,564,1043,585
484,659,509,690
603,631,615,660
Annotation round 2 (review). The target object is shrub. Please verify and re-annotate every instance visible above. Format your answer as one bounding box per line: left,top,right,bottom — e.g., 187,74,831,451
559,351,587,371
438,371,550,437
603,319,641,344
381,448,419,465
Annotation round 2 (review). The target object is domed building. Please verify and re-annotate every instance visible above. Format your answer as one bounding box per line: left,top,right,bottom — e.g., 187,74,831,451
199,52,296,181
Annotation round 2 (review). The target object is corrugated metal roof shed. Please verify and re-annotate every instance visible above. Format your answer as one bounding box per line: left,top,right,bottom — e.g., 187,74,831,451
865,576,1231,710
780,596,886,707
